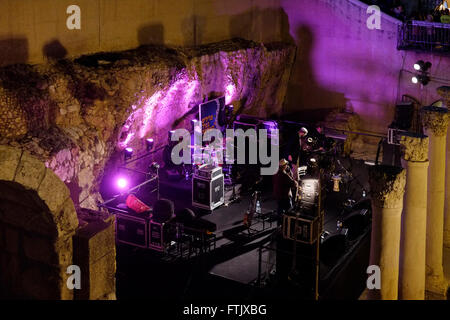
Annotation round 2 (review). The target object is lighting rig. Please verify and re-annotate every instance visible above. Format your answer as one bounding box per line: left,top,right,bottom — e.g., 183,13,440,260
411,60,431,86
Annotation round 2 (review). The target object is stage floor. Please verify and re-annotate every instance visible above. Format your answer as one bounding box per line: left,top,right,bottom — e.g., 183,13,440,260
116,157,372,300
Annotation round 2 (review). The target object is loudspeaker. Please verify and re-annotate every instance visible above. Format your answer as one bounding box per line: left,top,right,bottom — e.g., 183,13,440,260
116,212,151,248
391,102,414,130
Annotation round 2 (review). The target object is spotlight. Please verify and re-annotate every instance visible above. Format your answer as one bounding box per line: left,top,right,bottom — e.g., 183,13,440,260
124,147,133,161
116,177,129,190
413,60,432,72
413,62,422,71
146,138,154,151
412,75,430,86
419,75,430,86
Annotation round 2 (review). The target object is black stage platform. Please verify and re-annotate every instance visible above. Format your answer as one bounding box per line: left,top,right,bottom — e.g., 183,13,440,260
115,157,372,300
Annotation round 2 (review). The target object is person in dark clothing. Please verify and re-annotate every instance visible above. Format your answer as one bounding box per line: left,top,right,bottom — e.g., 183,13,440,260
273,159,299,222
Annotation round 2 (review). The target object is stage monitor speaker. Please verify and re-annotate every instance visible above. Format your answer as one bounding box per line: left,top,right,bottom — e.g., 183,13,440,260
192,174,224,211
116,213,151,248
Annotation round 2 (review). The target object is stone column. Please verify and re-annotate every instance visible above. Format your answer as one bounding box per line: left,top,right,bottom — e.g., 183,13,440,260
421,106,449,297
398,134,429,300
438,87,450,249
368,165,406,300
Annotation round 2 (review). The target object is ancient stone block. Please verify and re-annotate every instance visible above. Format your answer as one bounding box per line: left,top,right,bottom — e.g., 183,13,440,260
88,251,116,300
54,197,79,238
74,219,115,263
14,152,47,190
0,145,22,182
37,168,70,213
73,215,116,300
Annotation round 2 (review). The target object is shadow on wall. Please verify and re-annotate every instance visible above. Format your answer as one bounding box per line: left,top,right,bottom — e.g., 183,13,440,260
283,25,347,123
181,15,206,46
180,7,293,47
0,37,29,67
43,39,68,61
138,24,165,46
229,7,294,44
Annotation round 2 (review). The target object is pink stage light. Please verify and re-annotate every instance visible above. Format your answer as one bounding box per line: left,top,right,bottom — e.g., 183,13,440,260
116,177,129,190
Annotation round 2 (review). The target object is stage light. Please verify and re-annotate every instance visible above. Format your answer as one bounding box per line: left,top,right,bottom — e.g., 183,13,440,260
124,147,133,160
116,177,129,190
310,158,316,163
414,60,432,72
146,138,154,151
412,74,430,86
419,75,430,85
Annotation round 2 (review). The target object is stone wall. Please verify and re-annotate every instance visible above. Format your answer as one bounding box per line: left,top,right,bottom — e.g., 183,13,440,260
0,146,78,299
281,0,450,134
0,39,295,209
0,0,283,67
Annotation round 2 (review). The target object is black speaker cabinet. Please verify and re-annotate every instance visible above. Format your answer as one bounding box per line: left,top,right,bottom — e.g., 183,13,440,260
116,213,151,248
192,174,224,210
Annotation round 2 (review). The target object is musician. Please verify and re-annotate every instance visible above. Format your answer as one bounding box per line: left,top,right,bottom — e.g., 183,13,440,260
287,127,309,178
273,159,299,222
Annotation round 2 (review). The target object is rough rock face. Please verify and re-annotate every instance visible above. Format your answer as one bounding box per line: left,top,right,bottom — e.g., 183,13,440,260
0,39,295,210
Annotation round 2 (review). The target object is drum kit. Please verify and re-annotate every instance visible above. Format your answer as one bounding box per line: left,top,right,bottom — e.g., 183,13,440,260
185,138,237,181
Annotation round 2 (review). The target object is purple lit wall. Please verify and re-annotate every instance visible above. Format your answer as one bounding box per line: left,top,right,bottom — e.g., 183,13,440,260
280,0,450,134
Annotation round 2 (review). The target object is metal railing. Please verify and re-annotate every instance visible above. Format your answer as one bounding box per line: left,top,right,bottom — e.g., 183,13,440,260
398,20,450,54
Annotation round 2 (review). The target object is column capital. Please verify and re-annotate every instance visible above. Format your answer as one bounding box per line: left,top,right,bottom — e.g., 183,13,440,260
369,165,406,209
437,86,450,106
420,106,449,137
400,133,429,162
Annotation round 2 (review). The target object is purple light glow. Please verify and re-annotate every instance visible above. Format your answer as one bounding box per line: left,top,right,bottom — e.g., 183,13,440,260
225,83,236,105
140,91,163,138
116,177,129,190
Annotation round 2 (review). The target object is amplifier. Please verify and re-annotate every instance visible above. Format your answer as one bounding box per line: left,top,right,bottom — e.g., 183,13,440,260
299,178,322,215
148,221,166,252
116,212,151,248
195,164,223,180
282,213,323,244
192,174,224,210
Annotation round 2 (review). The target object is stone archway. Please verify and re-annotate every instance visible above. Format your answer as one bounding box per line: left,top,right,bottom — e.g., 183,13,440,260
0,145,78,299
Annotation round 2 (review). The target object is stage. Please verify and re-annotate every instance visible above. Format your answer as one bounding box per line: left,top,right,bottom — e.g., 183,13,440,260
114,156,372,300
